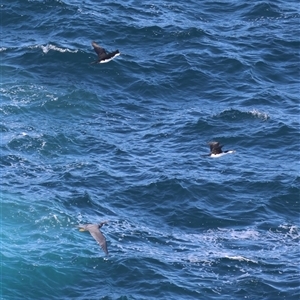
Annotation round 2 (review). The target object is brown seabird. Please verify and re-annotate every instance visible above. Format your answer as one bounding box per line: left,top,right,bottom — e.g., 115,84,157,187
78,221,108,255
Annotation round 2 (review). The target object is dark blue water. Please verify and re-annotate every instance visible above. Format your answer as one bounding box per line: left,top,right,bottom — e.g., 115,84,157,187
1,1,300,299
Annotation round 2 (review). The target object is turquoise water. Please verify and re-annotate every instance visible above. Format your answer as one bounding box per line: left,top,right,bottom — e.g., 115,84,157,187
1,0,300,299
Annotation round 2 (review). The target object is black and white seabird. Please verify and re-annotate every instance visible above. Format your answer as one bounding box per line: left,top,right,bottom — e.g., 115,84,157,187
91,41,120,64
207,141,235,158
78,221,108,255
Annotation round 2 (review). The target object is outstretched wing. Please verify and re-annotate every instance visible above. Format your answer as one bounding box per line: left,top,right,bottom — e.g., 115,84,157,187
92,41,107,59
89,226,108,255
209,141,223,154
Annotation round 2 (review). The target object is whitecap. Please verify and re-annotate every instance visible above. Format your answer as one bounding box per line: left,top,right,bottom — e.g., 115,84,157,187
52,214,60,223
38,44,78,54
249,108,270,121
224,255,258,263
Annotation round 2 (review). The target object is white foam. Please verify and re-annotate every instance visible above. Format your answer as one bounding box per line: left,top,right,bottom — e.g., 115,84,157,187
249,109,269,121
224,255,258,263
38,44,78,54
53,214,60,223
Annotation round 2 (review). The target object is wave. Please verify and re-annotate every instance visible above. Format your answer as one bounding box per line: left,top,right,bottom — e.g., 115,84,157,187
242,2,300,21
214,108,270,121
36,44,78,54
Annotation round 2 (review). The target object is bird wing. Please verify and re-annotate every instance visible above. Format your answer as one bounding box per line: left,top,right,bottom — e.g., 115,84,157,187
89,227,108,255
209,142,223,154
92,41,107,59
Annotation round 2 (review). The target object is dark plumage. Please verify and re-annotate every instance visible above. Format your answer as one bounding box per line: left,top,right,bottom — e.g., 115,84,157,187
91,41,120,63
78,221,108,255
209,141,224,155
207,141,235,157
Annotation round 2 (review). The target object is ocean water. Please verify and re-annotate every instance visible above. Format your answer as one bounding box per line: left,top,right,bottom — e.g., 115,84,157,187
1,0,300,299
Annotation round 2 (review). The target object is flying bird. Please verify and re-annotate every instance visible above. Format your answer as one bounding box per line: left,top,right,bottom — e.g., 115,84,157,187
207,141,235,158
78,221,108,255
91,41,120,64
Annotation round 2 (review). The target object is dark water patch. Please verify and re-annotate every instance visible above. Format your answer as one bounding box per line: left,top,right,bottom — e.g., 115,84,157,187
242,2,283,19
230,275,295,300
114,177,191,211
268,188,300,221
0,123,9,133
201,1,249,18
241,89,298,108
41,89,100,116
36,160,125,196
206,55,248,77
250,122,298,151
262,39,300,71
62,191,102,212
252,60,289,85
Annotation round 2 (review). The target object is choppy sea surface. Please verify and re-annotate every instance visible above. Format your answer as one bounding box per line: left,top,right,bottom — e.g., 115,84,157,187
1,0,300,299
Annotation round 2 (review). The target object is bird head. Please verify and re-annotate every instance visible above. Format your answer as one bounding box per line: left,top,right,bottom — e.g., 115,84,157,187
98,221,108,228
77,224,87,232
